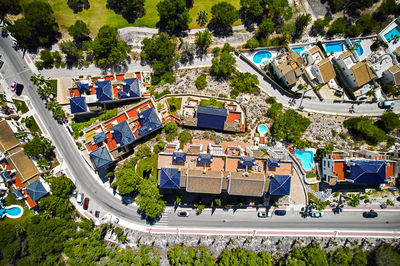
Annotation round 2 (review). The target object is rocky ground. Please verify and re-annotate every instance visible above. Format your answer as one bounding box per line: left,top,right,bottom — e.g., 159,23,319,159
105,229,400,265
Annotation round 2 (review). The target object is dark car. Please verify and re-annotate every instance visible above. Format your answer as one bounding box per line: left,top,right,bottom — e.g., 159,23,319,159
274,210,286,216
83,197,89,210
177,211,189,217
363,211,378,218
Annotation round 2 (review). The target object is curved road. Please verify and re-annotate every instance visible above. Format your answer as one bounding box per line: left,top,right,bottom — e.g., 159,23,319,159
1,33,399,235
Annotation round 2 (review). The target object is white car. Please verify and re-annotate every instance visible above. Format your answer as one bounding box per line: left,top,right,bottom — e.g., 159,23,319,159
310,211,324,218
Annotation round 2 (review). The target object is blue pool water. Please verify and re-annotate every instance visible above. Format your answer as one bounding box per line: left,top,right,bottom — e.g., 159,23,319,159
324,42,344,54
253,50,272,64
353,41,363,56
292,46,305,55
294,150,314,171
0,206,22,218
384,26,400,42
258,124,267,135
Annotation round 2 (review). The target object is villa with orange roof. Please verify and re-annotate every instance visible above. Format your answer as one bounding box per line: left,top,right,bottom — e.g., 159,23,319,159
84,98,164,170
321,150,398,187
157,141,295,199
69,72,145,115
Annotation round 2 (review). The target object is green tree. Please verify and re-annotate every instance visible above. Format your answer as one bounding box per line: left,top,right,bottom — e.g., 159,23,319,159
68,20,90,43
229,72,260,97
195,74,207,90
39,195,75,219
141,33,177,85
135,144,152,158
272,109,311,144
156,0,191,31
344,117,387,144
91,25,130,68
135,177,166,218
49,175,75,198
279,23,296,43
40,50,54,68
380,111,400,132
195,30,212,53
37,158,49,170
382,84,398,97
106,0,145,23
295,14,311,37
24,136,53,158
328,18,346,36
178,130,193,146
168,246,215,265
240,0,264,23
244,38,260,49
312,17,330,36
196,11,209,26
211,51,236,78
0,0,22,19
329,248,353,266
375,244,400,266
59,41,83,65
67,0,90,13
352,248,367,266
164,121,178,135
257,18,275,38
357,14,377,34
52,105,66,120
112,167,141,195
7,0,59,49
267,102,283,120
210,2,239,27
266,0,292,21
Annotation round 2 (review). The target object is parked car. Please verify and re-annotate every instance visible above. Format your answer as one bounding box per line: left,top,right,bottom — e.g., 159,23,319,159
177,211,189,217
257,211,269,218
378,101,395,109
83,197,89,210
363,210,378,218
77,193,84,205
310,212,324,218
113,217,119,224
274,210,286,216
10,81,18,91
0,59,4,69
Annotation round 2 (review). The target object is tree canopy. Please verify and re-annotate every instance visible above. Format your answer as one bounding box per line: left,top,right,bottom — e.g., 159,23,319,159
156,0,191,32
168,246,215,265
135,177,166,218
210,2,239,27
24,136,53,158
106,0,145,23
91,25,130,68
7,0,59,49
141,33,178,85
344,117,387,144
67,0,90,13
49,175,75,199
379,111,400,132
218,248,272,266
68,20,90,43
195,30,213,53
211,45,236,78
230,72,260,97
272,109,311,145
0,0,22,19
112,167,141,195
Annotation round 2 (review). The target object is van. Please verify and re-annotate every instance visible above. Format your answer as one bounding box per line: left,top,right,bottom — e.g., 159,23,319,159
77,193,84,205
378,101,395,109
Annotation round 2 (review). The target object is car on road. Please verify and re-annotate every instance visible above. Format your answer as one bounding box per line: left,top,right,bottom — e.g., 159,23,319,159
113,217,119,224
177,211,189,217
0,59,3,69
257,211,269,218
83,197,89,210
77,193,84,205
310,212,324,218
10,81,18,91
378,101,395,109
363,211,378,218
274,210,286,216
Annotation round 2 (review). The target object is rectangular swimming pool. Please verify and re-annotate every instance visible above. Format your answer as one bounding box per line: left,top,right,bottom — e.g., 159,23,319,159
324,42,344,54
354,40,363,56
384,26,400,42
292,46,305,55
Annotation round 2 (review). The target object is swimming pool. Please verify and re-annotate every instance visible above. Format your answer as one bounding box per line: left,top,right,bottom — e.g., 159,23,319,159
353,41,363,56
324,42,344,54
384,26,400,42
0,205,23,219
294,150,314,172
257,124,268,136
292,46,305,55
253,50,272,64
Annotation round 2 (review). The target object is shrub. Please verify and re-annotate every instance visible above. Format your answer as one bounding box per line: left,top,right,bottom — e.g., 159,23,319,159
195,74,207,90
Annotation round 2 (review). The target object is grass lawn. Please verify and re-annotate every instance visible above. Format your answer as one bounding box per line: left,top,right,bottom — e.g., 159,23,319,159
20,0,241,34
48,79,57,97
200,99,225,108
306,172,317,178
12,99,29,114
24,116,41,133
1,192,34,226
136,154,158,178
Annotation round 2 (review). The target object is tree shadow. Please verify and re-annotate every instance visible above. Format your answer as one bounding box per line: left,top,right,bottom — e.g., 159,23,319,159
207,20,233,37
238,7,258,32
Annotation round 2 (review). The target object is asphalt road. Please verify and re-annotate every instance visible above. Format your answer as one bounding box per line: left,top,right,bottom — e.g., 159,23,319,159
1,33,400,234
168,209,400,231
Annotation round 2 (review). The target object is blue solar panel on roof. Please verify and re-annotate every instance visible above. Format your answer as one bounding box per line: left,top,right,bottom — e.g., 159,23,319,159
90,147,113,169
267,158,281,168
93,132,107,145
240,156,256,166
111,121,135,147
173,152,186,162
159,168,181,189
26,180,48,202
270,175,291,196
70,97,87,114
196,105,228,131
121,78,141,98
349,160,386,184
198,153,213,164
77,83,90,93
96,80,113,101
138,108,163,137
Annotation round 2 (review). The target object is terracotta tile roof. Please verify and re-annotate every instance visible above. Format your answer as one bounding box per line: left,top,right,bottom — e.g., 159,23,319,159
386,162,394,179
351,61,376,87
333,161,346,181
317,58,336,83
268,162,293,176
339,50,352,59
388,64,400,84
0,120,20,153
228,172,268,197
185,170,223,194
7,149,39,183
